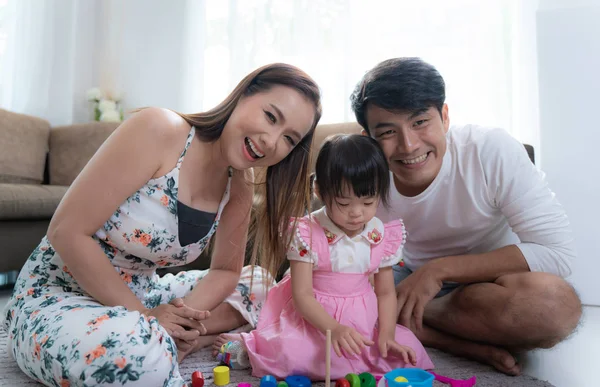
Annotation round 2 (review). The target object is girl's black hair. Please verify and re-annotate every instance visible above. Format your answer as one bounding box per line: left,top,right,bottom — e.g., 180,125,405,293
314,134,390,207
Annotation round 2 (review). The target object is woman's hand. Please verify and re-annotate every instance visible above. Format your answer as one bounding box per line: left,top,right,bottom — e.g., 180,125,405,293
331,324,374,358
142,298,210,342
378,334,417,365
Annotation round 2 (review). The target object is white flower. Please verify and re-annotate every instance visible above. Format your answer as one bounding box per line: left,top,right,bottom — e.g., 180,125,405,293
110,90,123,102
86,87,103,101
98,99,117,112
100,109,121,123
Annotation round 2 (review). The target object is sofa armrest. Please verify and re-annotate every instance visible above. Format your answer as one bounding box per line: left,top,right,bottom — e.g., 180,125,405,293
49,122,120,186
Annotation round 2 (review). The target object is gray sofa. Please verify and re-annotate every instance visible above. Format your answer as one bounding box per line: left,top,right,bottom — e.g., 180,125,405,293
0,107,362,287
0,109,119,283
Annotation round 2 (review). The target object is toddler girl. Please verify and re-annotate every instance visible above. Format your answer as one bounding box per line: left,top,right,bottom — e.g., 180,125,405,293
213,134,434,379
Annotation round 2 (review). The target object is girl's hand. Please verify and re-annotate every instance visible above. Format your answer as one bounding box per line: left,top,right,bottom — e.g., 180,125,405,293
378,334,417,365
331,324,374,358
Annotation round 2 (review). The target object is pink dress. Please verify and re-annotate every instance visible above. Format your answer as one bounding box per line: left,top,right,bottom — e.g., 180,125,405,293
240,208,434,380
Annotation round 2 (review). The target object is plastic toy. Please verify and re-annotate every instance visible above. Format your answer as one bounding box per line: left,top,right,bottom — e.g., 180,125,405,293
261,375,278,387
344,373,361,387
277,382,289,387
381,368,434,387
394,377,408,383
285,375,312,387
430,372,476,387
192,371,204,387
217,340,249,369
335,379,350,387
325,329,331,387
359,372,376,387
213,366,230,386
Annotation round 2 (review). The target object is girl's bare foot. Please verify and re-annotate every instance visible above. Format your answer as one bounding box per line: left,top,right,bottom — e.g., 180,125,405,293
212,333,243,357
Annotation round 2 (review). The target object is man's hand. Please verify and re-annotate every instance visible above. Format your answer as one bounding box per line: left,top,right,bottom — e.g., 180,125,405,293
396,264,444,331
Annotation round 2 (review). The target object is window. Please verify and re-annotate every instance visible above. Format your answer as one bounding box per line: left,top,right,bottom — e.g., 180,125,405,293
200,0,539,148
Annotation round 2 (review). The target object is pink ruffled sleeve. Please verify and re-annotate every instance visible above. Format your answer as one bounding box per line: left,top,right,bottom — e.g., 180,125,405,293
378,219,407,268
286,217,318,267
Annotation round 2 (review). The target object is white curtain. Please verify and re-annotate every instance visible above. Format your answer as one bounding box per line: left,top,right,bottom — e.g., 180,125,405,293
0,0,100,126
0,0,541,152
199,0,541,151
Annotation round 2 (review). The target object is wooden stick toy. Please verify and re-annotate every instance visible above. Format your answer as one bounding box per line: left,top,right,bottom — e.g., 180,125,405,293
325,329,331,387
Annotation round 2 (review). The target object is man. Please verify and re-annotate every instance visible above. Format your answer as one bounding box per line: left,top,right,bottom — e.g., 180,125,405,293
350,58,582,375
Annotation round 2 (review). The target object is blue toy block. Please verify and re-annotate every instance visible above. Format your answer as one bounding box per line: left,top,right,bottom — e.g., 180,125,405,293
285,375,312,387
260,375,278,387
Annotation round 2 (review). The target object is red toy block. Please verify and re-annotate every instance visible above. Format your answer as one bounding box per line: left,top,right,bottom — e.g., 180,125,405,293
192,371,204,387
335,379,350,387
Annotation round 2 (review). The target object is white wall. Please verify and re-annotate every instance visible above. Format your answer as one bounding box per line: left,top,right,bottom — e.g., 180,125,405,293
536,0,600,306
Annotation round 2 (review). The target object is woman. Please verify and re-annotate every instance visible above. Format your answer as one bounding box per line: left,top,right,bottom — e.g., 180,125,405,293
2,63,322,386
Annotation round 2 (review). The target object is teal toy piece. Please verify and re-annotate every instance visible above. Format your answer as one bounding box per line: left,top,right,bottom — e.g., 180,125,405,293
383,369,434,387
359,372,376,387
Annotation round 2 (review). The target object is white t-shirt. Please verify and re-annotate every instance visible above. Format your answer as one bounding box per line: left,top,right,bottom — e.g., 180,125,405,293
288,207,403,273
376,124,575,278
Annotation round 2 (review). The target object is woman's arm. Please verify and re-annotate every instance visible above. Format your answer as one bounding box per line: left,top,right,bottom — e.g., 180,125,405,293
182,168,254,312
48,108,189,313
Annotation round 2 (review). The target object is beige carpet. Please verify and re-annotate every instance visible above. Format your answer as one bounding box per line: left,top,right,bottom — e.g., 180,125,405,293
0,327,554,387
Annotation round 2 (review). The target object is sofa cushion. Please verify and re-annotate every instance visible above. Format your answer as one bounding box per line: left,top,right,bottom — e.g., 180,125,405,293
0,109,51,184
310,122,362,169
49,122,119,186
0,183,68,220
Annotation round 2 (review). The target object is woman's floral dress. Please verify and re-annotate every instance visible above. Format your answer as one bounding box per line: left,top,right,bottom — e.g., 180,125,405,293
1,126,270,387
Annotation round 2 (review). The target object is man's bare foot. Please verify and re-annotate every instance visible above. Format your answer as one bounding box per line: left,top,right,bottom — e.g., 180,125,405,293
177,335,217,363
466,342,522,376
212,333,243,357
436,339,521,375
416,325,521,376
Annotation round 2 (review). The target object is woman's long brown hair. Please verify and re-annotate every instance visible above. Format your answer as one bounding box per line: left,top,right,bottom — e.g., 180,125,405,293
177,63,322,284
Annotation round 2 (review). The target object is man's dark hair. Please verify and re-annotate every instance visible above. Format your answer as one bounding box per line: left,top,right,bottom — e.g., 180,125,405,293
350,57,446,135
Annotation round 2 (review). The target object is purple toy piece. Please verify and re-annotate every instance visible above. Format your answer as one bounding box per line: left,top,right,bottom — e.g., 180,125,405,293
430,372,476,387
